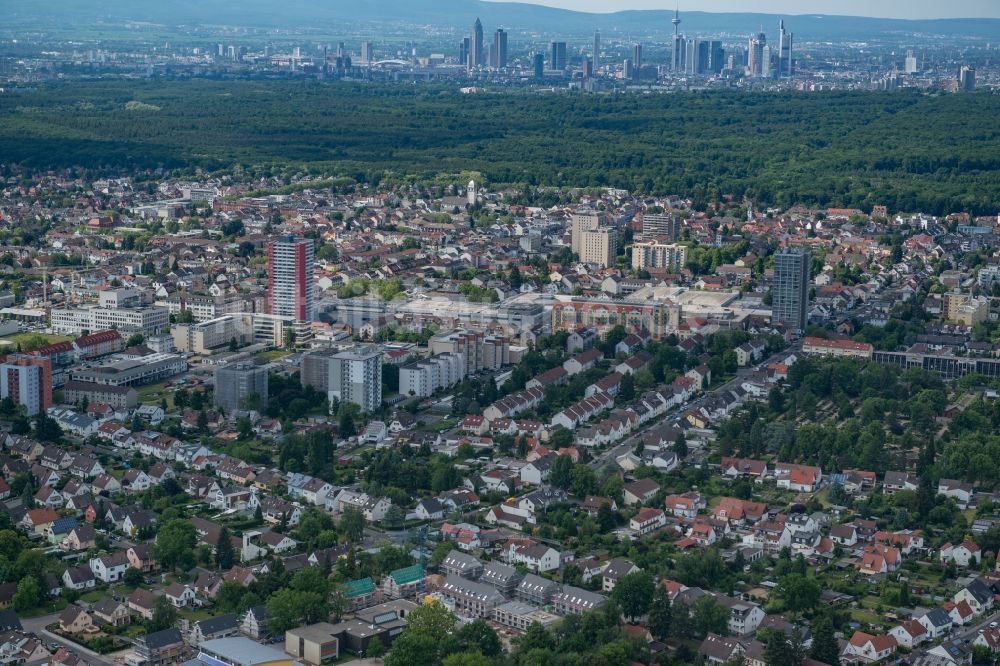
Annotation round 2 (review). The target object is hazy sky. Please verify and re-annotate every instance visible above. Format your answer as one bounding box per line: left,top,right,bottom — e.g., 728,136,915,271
492,0,1000,19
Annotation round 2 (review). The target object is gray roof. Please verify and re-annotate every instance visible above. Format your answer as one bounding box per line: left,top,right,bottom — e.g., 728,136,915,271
442,551,482,573
141,628,184,649
481,561,523,586
198,637,290,665
516,573,559,595
195,613,239,636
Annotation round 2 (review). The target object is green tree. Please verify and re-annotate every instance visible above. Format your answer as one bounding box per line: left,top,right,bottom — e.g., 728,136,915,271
33,413,63,442
619,373,636,402
122,567,144,587
810,616,841,666
215,525,236,570
612,570,655,622
154,519,198,571
694,596,730,638
549,454,574,489
149,595,178,632
215,581,248,613
11,575,40,611
385,601,458,666
458,619,502,657
341,506,366,542
443,654,491,666
774,573,821,614
648,586,673,641
431,541,457,568
267,589,328,634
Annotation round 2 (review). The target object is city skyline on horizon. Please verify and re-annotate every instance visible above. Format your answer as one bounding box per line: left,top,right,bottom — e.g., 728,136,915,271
486,0,1000,20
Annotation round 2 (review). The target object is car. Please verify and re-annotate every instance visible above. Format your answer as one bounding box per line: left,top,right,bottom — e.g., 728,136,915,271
991,622,998,629
49,643,60,651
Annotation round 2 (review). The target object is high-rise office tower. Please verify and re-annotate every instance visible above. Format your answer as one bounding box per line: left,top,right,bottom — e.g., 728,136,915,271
580,228,617,268
959,66,976,91
533,52,545,78
361,42,374,64
904,50,918,74
268,235,315,321
593,30,601,72
492,28,508,69
469,18,484,70
772,248,811,333
571,210,604,254
671,7,682,71
624,59,634,80
328,349,382,413
709,41,725,74
632,44,643,70
685,40,698,75
748,32,767,77
778,20,794,77
214,362,269,413
642,213,680,240
550,41,567,71
459,38,470,67
581,58,593,80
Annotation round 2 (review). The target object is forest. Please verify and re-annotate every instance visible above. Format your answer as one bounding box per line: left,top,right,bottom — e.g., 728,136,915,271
1,81,998,214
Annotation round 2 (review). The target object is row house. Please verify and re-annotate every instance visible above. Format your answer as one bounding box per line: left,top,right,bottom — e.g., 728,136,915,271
550,392,614,430
439,576,506,618
483,387,545,422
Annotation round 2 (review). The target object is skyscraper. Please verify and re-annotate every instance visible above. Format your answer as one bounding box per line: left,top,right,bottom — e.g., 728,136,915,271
550,41,567,71
959,66,976,91
533,52,545,78
772,248,811,333
709,41,725,74
904,50,918,74
748,32,767,78
778,20,794,77
492,28,508,69
580,228,617,268
0,355,51,416
459,38,470,67
632,44,643,71
469,18,484,70
328,349,382,413
214,362,269,413
671,7,682,71
571,210,604,255
267,235,315,321
361,42,374,64
642,213,680,240
593,30,601,72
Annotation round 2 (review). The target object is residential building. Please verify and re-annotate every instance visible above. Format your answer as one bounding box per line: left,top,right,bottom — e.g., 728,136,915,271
328,349,382,413
268,235,315,321
213,362,268,413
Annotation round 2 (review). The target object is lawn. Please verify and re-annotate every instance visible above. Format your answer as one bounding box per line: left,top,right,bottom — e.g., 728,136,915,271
136,380,173,407
256,350,293,361
0,332,72,351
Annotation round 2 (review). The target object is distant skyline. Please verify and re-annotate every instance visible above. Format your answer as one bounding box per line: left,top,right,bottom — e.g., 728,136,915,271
487,0,1000,20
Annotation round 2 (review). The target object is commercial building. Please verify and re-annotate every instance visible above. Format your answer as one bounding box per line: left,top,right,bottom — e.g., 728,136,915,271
194,637,292,666
172,314,309,354
959,66,976,91
771,247,810,333
328,349,382,413
69,353,187,387
64,380,138,409
284,624,339,665
399,352,466,398
430,329,509,375
492,28,507,69
267,235,315,321
747,32,767,77
0,355,52,416
580,228,617,269
632,241,687,272
550,41,567,70
551,298,673,339
214,363,269,413
51,306,169,337
570,210,604,255
469,18,485,69
641,213,680,240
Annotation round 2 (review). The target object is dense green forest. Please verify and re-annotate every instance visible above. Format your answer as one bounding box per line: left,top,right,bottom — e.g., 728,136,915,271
1,81,998,214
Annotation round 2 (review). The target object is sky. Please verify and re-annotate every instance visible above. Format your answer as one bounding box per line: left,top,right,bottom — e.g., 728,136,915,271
491,0,1000,19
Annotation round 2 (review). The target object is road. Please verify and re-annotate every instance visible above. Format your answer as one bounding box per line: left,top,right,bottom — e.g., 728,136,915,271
587,346,796,473
20,612,117,666
955,608,1000,643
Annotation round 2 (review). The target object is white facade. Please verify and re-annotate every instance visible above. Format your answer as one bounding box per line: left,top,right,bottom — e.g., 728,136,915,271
328,349,382,413
51,306,169,336
399,352,466,398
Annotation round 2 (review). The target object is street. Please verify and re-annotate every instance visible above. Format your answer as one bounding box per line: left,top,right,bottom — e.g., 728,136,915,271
20,612,117,666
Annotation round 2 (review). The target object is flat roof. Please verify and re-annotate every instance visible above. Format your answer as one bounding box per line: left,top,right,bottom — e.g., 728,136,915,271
283,623,340,643
198,637,291,666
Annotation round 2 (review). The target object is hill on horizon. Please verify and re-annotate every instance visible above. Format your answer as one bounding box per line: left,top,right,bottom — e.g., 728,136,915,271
6,0,1000,40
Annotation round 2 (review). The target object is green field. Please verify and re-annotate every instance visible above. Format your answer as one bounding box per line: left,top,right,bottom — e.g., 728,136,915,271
1,81,999,215
0,332,72,351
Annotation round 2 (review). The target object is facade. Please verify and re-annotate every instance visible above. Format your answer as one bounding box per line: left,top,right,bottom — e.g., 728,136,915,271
267,235,315,321
328,349,382,413
173,313,308,354
430,329,509,375
492,29,508,69
439,575,506,618
51,305,169,337
0,355,51,416
550,41,567,70
64,380,138,409
772,247,810,333
285,624,340,665
641,213,680,240
69,353,187,387
580,228,617,268
570,210,603,255
399,353,465,398
551,298,672,340
214,363,269,413
632,241,687,271
469,19,485,69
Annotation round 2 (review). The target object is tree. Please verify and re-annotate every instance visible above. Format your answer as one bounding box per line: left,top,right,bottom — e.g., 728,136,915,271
197,409,209,434
612,570,655,622
773,573,821,614
597,502,617,532
549,454,574,489
123,567,144,587
341,506,366,542
126,333,145,347
154,519,198,571
215,526,236,570
674,432,688,459
443,654,491,666
619,373,636,402
648,586,673,641
32,413,63,442
810,616,841,666
267,589,328,634
236,417,254,441
509,265,523,289
694,596,730,638
764,630,804,666
383,505,405,530
215,581,248,613
366,637,387,658
149,596,178,632
12,575,40,611
458,619,502,657
385,601,458,666
431,541,457,568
